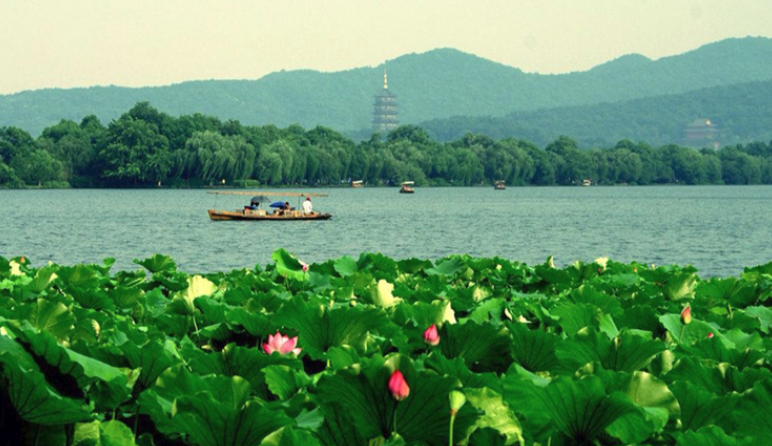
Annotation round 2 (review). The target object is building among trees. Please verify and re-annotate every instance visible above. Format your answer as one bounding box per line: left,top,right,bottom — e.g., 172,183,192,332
372,70,399,133
684,118,721,149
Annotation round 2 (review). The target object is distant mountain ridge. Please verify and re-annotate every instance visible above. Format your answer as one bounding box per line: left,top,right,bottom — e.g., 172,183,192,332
418,79,772,147
1,36,772,137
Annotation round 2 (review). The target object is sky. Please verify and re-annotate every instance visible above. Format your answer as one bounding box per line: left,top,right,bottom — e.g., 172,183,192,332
1,0,771,95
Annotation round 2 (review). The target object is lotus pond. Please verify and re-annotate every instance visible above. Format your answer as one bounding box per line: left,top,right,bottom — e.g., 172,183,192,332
1,251,771,446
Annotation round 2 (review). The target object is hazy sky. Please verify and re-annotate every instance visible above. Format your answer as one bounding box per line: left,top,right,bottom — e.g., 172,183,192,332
1,0,771,95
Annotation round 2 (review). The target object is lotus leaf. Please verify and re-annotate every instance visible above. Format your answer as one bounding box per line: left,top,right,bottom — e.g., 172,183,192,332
134,253,177,273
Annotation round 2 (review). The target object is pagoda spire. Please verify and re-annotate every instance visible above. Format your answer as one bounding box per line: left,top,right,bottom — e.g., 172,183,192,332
372,66,398,132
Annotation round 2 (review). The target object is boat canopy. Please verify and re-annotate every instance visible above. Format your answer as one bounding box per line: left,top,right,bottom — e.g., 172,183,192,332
207,191,328,197
351,180,363,185
401,181,414,186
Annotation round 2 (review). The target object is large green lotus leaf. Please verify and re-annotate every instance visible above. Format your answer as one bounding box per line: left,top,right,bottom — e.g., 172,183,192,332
603,330,667,372
195,296,228,331
357,252,399,282
552,302,597,336
678,334,764,370
13,322,135,411
274,296,391,359
262,426,323,446
425,257,466,277
150,270,192,293
503,369,638,445
134,254,177,273
665,356,771,396
226,307,273,337
15,297,77,341
725,377,772,443
668,381,739,432
334,256,359,277
603,370,679,442
56,264,100,290
368,279,402,308
139,364,291,444
569,285,623,318
314,403,368,446
465,387,523,446
119,336,181,389
263,364,312,400
0,332,93,425
728,283,761,308
468,298,507,325
664,272,697,301
389,300,455,332
438,321,512,372
695,277,738,306
611,305,661,333
423,353,501,391
741,306,772,334
315,354,477,446
73,420,138,446
109,286,144,311
181,341,302,399
28,265,58,294
69,287,116,312
166,275,217,317
554,327,607,373
507,321,560,373
272,248,306,282
397,257,433,275
675,425,753,446
660,313,716,345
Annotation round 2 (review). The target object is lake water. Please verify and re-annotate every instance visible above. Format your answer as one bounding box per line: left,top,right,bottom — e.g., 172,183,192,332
1,186,771,278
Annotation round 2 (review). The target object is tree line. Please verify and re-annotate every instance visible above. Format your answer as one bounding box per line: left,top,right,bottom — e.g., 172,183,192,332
1,102,772,188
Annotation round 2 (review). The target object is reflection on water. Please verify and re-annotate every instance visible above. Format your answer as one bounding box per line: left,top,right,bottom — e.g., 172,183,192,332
1,186,771,277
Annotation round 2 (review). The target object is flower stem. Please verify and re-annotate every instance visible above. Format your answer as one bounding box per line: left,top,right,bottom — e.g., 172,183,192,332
449,413,456,446
393,406,398,435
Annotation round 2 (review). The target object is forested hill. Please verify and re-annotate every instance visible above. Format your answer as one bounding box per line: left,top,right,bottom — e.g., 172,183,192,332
2,37,772,136
419,79,772,148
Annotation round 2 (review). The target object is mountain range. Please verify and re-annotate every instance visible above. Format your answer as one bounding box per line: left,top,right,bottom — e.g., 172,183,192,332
2,36,772,145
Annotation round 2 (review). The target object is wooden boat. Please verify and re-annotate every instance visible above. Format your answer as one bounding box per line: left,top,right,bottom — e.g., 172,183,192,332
208,209,331,221
494,180,506,190
207,191,331,221
399,181,415,194
351,180,363,188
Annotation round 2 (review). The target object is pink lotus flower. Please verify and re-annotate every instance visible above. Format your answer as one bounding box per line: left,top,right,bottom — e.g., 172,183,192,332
263,332,301,356
708,332,714,339
388,370,410,401
423,324,440,346
681,305,692,325
300,261,309,273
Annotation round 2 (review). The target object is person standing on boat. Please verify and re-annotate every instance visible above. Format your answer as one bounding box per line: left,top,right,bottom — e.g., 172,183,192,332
302,196,313,214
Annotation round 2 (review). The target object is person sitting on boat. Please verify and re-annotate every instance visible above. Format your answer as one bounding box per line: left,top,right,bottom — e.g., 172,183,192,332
302,196,313,215
279,201,291,216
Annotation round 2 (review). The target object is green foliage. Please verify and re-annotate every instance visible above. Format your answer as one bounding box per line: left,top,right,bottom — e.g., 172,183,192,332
1,251,772,445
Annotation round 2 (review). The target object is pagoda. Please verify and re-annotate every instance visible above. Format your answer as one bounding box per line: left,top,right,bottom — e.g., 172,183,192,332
372,70,399,133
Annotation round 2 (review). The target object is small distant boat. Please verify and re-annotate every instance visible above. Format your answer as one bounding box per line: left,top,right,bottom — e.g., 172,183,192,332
582,179,592,187
207,191,332,221
399,181,415,194
494,181,506,190
351,180,363,188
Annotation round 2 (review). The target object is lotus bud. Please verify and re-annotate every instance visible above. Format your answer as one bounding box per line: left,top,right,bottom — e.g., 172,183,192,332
680,305,692,325
300,261,309,273
423,324,440,346
263,331,301,356
388,370,410,401
449,390,466,416
707,332,714,339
